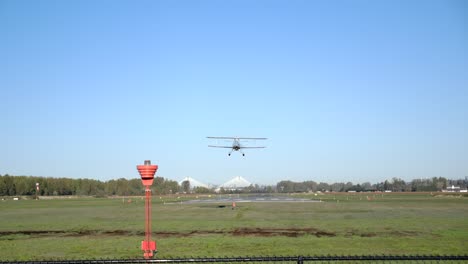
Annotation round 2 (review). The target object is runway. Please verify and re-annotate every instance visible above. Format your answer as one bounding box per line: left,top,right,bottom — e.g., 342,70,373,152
179,194,321,204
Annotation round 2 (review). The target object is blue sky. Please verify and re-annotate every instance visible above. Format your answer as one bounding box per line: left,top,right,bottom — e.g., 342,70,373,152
1,0,467,186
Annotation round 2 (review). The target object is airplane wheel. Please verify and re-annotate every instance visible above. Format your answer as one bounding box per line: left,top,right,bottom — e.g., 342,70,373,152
228,154,231,156
242,154,245,156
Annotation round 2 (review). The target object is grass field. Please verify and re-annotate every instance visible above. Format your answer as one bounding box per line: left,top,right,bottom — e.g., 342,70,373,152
0,193,467,260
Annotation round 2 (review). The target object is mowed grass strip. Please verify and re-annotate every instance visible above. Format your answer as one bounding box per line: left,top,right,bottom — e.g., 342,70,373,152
0,194,467,260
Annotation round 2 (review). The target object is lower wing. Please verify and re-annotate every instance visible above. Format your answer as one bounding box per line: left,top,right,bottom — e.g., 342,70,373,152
208,145,233,148
240,147,266,149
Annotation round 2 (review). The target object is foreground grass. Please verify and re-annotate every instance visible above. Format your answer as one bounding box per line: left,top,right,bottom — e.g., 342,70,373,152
0,193,467,260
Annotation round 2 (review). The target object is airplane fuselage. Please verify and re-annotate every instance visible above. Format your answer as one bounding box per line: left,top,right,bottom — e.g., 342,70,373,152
232,139,241,151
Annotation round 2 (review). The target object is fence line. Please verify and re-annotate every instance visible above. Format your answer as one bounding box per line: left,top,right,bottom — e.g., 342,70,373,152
2,255,468,264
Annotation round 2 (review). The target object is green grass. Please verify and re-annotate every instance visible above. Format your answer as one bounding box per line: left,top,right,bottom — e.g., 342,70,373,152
0,193,467,260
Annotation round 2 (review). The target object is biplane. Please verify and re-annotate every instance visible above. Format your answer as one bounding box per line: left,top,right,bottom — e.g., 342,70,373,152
207,136,267,156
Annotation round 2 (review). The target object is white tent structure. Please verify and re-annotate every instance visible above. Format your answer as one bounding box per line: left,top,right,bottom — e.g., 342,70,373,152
216,176,252,192
179,177,209,189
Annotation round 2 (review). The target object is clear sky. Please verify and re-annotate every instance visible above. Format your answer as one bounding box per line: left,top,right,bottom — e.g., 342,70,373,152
1,0,467,186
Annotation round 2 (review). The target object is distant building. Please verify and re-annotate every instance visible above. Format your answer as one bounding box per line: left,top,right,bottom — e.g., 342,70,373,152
216,176,251,192
442,185,467,193
179,177,209,189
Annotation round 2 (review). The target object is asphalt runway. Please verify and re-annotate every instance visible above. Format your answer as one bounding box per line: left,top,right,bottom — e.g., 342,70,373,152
179,195,321,204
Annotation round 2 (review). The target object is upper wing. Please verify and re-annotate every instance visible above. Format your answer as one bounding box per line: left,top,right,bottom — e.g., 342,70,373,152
207,136,267,140
208,145,233,148
239,146,266,149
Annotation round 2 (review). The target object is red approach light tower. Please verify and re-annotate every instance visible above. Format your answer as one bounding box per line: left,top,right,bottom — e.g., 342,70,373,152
137,160,158,259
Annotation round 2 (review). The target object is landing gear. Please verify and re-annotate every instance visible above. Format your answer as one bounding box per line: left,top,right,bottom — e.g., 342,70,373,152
242,153,245,156
228,153,231,156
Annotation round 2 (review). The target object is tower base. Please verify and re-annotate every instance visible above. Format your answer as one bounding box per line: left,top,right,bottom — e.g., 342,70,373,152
142,240,156,258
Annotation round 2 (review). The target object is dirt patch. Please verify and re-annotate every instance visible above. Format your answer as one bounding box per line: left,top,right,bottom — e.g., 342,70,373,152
0,230,68,236
2,228,421,239
344,230,376,237
0,230,138,238
389,230,420,237
0,228,335,238
232,227,335,237
344,229,420,238
156,230,225,238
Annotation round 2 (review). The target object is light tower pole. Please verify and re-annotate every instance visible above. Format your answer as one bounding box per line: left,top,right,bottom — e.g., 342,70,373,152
36,183,40,200
137,160,158,259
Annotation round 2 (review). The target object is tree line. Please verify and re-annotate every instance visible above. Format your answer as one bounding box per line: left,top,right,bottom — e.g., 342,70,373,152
0,174,466,197
276,177,467,193
0,174,179,196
